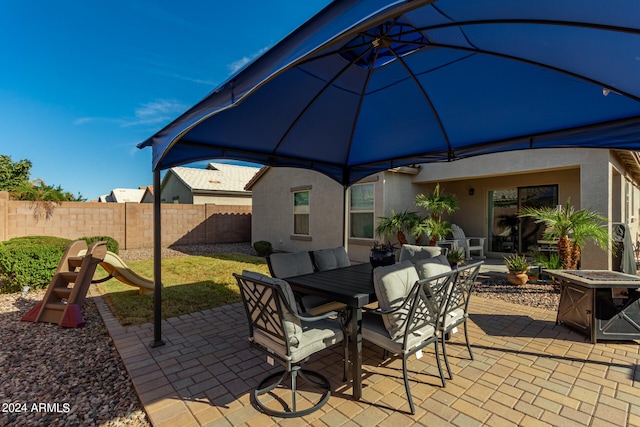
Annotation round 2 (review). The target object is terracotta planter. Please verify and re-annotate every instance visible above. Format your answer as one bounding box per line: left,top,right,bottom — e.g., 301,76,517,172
507,271,528,286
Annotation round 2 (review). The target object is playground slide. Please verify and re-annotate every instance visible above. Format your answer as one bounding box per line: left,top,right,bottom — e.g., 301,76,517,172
80,250,156,295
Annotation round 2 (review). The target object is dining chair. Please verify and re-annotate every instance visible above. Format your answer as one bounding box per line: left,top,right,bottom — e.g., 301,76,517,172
362,261,458,414
234,271,347,418
438,261,483,380
268,251,347,316
451,224,486,259
398,244,448,264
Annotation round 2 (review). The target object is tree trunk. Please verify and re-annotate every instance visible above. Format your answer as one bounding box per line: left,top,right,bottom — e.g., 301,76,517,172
557,235,573,269
569,242,581,269
397,231,408,246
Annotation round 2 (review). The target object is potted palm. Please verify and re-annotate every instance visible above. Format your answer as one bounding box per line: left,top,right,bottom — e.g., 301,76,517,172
414,183,459,245
519,198,610,269
447,248,466,269
504,253,530,285
375,209,421,246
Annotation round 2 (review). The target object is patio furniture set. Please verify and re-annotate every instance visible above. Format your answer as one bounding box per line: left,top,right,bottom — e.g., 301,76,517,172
234,245,483,417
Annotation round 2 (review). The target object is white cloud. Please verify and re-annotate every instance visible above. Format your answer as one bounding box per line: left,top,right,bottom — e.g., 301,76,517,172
227,46,271,75
74,99,188,128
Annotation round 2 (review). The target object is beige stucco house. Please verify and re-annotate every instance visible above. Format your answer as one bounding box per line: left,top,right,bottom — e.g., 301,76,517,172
161,162,260,205
247,148,640,269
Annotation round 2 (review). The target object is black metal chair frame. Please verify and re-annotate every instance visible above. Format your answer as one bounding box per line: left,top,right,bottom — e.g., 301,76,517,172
439,261,483,381
234,273,347,418
363,269,458,414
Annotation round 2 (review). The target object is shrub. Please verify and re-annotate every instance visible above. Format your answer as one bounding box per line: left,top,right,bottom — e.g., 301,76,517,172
80,235,119,254
253,240,273,257
0,236,72,293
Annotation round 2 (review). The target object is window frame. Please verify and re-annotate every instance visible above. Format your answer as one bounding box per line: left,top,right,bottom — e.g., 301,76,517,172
349,183,375,239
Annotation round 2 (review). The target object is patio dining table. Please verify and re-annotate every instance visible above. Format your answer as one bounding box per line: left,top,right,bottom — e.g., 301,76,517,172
286,262,375,401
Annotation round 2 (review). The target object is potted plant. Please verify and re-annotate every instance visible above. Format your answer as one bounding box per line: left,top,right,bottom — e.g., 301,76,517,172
375,210,421,246
414,183,459,245
504,253,530,285
447,248,466,269
370,241,397,267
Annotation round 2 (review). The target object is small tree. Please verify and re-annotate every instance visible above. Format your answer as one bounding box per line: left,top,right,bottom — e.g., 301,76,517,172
375,210,420,246
10,179,85,221
414,183,459,245
519,198,610,269
0,155,31,192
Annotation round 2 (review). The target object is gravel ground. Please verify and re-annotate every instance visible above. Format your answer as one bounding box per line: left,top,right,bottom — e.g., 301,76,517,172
0,244,559,426
0,291,149,427
475,272,560,311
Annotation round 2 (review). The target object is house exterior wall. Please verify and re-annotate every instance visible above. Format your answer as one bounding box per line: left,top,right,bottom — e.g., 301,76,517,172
414,148,640,270
161,173,194,204
249,148,640,269
250,167,421,263
192,193,252,206
250,168,345,253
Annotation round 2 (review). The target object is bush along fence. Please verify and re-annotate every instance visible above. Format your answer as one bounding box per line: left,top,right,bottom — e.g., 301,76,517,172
0,192,251,250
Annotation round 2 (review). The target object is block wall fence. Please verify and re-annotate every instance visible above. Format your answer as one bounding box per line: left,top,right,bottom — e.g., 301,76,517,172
0,192,251,249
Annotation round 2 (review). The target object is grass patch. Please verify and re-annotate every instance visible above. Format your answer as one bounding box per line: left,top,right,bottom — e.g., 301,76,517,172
94,254,269,326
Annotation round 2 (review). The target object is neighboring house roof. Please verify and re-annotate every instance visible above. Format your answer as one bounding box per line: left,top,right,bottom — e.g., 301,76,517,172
101,188,146,203
166,163,260,194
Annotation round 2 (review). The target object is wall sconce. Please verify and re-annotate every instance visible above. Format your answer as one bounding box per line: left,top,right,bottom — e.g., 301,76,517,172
468,188,475,196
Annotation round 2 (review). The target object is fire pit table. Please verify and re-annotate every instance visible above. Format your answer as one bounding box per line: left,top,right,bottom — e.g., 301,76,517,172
546,269,640,343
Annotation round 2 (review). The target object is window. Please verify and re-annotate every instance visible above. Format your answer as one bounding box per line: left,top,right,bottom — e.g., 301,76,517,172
350,183,374,238
293,190,310,235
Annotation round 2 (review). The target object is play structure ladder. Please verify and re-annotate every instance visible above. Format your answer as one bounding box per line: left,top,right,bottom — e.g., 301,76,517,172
22,240,107,327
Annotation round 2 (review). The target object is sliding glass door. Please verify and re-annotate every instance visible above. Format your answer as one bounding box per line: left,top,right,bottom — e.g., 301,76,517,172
488,185,558,253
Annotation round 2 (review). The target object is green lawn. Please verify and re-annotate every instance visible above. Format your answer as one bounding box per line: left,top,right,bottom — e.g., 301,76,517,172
94,253,269,326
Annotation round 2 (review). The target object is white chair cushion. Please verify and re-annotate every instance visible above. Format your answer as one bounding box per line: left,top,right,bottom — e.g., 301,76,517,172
415,257,452,280
313,247,351,271
254,318,343,363
361,312,435,354
373,260,420,339
399,244,444,263
269,252,315,278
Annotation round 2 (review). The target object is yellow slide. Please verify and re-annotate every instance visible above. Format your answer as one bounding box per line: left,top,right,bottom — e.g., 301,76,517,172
80,250,156,295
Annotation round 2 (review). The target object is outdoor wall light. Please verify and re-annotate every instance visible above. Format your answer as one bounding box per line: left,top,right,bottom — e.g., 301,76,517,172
468,188,475,196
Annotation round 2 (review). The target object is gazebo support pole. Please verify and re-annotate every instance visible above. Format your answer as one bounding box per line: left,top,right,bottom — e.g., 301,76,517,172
343,185,349,250
151,168,165,348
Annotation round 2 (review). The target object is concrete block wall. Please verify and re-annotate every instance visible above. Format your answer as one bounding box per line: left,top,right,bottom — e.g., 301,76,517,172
0,192,251,249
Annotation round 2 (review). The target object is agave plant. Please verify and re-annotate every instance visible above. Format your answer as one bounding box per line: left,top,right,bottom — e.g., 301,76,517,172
519,198,609,269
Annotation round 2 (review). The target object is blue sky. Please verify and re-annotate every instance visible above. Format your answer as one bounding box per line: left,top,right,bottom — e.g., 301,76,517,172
0,1,331,200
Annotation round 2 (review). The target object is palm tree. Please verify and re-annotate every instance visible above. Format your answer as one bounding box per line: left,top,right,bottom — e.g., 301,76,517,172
10,179,83,221
519,198,609,269
413,217,453,246
415,183,459,222
375,209,421,245
414,183,459,245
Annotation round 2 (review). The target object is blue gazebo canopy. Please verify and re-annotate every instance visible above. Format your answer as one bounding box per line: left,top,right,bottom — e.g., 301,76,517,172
139,0,640,186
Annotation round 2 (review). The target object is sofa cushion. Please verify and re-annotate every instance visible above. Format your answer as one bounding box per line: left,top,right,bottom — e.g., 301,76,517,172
268,251,314,278
312,247,351,271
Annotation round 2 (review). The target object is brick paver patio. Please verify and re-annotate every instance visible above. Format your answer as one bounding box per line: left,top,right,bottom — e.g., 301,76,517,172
90,276,640,427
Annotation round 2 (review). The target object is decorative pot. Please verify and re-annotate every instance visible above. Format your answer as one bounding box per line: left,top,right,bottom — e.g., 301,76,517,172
507,271,528,286
370,250,396,268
